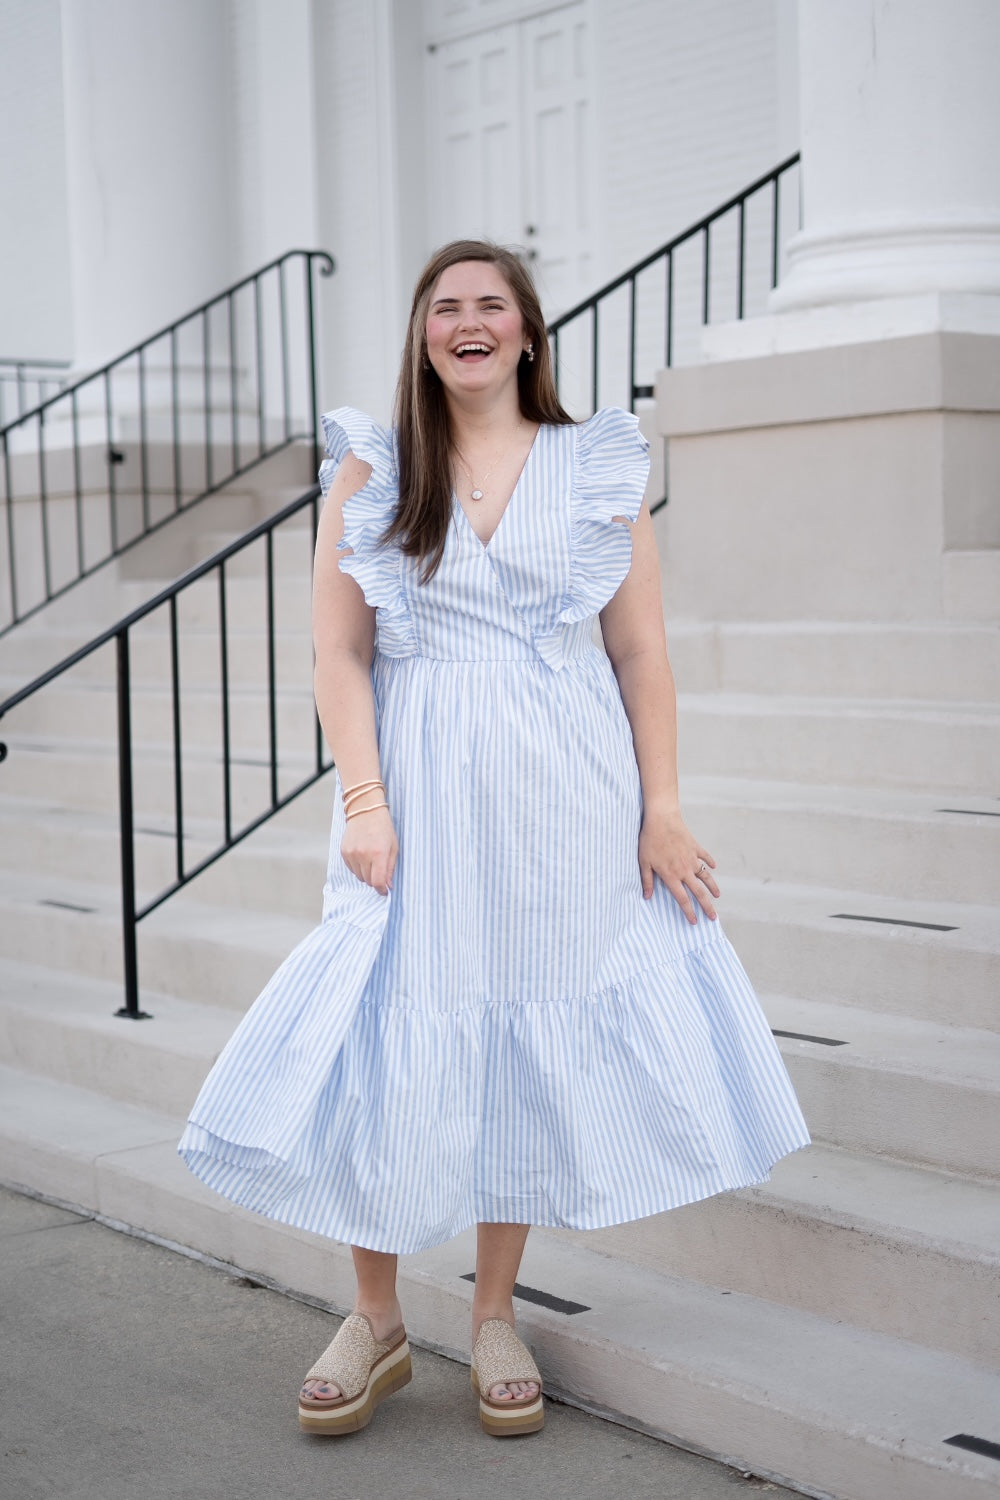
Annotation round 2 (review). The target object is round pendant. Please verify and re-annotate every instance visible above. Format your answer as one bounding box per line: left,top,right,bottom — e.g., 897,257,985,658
471,488,484,501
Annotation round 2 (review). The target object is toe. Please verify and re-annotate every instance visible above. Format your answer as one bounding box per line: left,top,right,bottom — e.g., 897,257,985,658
488,1380,539,1403
301,1378,341,1402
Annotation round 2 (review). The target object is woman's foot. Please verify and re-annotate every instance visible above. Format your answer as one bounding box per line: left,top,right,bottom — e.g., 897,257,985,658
476,1302,542,1404
297,1310,411,1435
301,1299,404,1403
471,1317,544,1436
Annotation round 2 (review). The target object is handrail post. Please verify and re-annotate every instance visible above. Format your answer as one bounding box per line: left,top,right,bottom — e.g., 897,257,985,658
114,627,151,1019
2,430,16,625
306,253,321,473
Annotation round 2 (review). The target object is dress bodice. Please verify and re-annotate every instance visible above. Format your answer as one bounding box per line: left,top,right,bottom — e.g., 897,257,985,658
318,406,650,671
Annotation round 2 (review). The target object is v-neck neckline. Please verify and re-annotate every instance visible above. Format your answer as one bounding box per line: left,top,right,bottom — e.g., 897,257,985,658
454,423,542,553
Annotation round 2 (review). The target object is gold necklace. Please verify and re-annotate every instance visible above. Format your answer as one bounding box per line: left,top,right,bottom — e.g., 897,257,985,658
454,423,525,502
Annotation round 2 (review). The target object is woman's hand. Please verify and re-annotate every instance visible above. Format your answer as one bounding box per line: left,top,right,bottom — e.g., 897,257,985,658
341,807,398,896
638,807,719,924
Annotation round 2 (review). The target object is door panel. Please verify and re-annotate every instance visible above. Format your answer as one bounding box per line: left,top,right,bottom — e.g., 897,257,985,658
426,3,590,317
521,7,591,314
428,27,522,246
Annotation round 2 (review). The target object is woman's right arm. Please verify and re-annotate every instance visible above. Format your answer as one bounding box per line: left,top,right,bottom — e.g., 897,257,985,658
312,453,398,895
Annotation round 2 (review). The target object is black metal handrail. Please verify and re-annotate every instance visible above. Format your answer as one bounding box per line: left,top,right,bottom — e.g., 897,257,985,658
0,483,331,1018
1,250,334,638
0,358,72,429
548,154,800,507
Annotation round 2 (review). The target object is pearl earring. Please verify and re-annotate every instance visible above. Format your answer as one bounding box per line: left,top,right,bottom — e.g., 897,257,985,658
526,344,535,363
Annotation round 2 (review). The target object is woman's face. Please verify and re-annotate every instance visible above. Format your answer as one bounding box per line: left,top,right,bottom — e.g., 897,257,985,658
424,261,530,405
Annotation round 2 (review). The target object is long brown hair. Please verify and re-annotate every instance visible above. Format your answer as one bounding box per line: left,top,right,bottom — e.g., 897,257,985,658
383,240,574,582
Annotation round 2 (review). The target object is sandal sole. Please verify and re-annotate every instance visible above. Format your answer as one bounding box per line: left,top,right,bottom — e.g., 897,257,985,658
298,1341,412,1435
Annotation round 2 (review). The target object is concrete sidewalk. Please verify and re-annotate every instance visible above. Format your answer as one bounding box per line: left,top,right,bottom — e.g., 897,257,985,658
0,1185,796,1500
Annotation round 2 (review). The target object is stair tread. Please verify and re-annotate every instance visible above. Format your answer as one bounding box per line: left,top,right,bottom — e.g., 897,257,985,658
766,993,1000,1090
0,866,316,950
0,958,238,1058
750,1142,1000,1256
677,690,1000,723
680,773,1000,821
721,874,1000,951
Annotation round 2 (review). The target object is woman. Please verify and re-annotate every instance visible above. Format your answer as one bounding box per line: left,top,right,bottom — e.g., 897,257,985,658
179,240,809,1439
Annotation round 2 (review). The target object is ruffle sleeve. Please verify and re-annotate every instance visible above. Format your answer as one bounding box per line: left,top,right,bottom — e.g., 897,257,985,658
319,408,415,653
535,407,651,669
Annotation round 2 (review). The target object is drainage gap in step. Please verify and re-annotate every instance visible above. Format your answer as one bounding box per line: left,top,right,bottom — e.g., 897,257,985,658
829,912,958,932
944,1434,1000,1462
39,898,97,914
937,807,1000,818
772,1029,848,1047
461,1273,590,1315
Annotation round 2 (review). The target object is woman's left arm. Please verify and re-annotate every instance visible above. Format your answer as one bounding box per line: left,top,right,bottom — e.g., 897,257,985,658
600,504,720,923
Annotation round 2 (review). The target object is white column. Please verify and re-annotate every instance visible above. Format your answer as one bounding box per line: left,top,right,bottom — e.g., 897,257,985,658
772,0,1000,312
59,0,235,371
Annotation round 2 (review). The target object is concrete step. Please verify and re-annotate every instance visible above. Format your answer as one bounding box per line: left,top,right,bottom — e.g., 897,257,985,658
677,692,999,794
767,994,1000,1180
0,733,328,825
724,877,1000,1032
116,570,314,633
554,1142,1000,1365
0,867,313,1005
0,961,231,1118
666,620,1000,703
0,622,314,689
2,676,321,753
682,776,1000,904
0,794,240,894
0,440,316,672
192,522,316,579
1,1063,998,1500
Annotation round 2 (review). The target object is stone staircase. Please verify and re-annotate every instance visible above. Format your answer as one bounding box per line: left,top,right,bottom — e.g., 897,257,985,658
0,475,998,1499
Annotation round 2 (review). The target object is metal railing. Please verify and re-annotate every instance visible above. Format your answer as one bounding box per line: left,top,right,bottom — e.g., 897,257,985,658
548,154,800,507
0,250,334,637
0,359,72,429
0,484,331,1018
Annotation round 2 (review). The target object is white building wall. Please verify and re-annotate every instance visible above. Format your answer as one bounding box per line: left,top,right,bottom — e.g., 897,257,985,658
594,0,794,283
0,0,73,358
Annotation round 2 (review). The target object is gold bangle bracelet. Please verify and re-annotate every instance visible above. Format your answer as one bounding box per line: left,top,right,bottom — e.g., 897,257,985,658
343,784,386,811
344,801,390,821
342,778,385,802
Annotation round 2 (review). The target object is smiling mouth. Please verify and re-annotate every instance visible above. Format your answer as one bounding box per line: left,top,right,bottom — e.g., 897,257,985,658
453,343,492,359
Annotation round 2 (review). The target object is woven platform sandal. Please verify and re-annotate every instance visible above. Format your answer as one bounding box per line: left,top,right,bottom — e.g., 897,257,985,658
298,1313,412,1435
470,1318,545,1436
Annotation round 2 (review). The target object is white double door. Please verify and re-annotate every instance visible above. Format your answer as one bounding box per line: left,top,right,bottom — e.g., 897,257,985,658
426,2,593,317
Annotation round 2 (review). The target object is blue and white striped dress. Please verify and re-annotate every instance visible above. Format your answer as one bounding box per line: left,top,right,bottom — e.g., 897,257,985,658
178,406,809,1254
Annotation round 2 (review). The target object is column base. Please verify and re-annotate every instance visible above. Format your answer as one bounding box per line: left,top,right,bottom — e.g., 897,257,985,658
655,331,1000,623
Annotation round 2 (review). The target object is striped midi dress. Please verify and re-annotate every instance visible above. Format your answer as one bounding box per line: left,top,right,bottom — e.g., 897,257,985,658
178,406,810,1254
